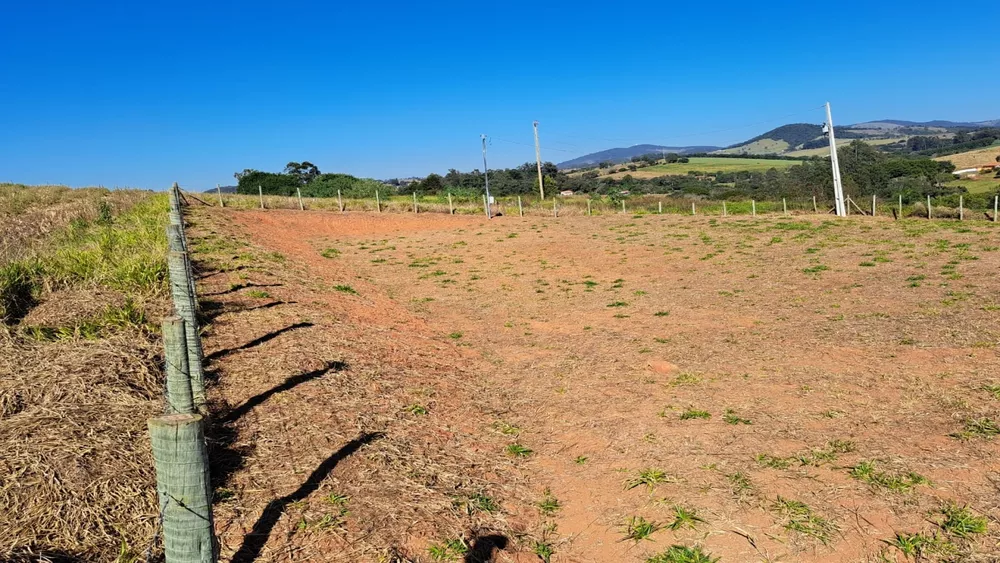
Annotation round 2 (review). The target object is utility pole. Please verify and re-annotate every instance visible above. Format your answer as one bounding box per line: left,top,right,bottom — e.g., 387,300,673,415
481,134,492,219
825,102,846,217
533,121,545,200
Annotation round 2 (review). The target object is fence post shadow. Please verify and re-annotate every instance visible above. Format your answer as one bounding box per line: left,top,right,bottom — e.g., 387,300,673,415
229,432,383,563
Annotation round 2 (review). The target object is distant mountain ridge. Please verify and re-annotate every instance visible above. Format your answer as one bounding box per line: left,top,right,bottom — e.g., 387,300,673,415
556,118,999,166
556,144,720,169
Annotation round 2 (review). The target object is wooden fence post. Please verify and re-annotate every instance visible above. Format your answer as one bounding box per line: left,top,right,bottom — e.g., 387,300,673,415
812,195,817,214
783,198,787,215
167,251,206,413
959,195,964,221
337,190,343,212
148,414,216,563
413,192,418,213
872,194,876,217
899,194,903,217
553,197,557,217
258,185,264,209
927,195,932,219
723,201,727,217
621,200,626,214
448,193,454,215
517,196,522,217
658,201,662,214
691,201,696,215
588,199,592,216
752,200,756,217
296,187,304,211
216,184,224,208
994,195,998,223
376,190,381,213
162,317,194,415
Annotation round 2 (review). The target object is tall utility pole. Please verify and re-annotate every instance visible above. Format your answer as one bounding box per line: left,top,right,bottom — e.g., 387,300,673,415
533,121,545,200
825,102,846,217
481,134,492,219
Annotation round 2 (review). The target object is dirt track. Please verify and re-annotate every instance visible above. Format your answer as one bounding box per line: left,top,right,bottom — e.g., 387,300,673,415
199,208,1000,562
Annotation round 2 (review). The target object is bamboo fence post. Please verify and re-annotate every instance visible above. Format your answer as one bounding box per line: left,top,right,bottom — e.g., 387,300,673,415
517,196,523,217
812,195,817,214
927,195,932,219
375,190,381,213
148,413,216,563
959,195,963,221
448,193,454,215
752,200,756,217
162,317,194,415
296,187,304,211
337,189,343,212
215,184,223,208
258,185,264,209
167,251,206,413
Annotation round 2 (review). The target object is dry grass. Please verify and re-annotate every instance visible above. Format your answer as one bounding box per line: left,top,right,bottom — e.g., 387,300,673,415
936,145,1000,170
0,185,168,561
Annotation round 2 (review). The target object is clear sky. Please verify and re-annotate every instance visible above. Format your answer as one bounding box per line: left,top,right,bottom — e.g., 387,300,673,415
2,1,998,190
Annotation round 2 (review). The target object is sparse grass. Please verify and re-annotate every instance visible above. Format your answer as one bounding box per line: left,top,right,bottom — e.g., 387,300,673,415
722,409,750,425
320,247,341,258
849,460,929,492
952,417,1000,439
727,471,753,497
403,404,428,415
506,443,533,457
448,331,463,339
537,488,561,516
574,455,588,464
666,505,705,530
624,468,673,491
332,284,357,294
938,504,987,538
428,538,468,561
245,289,271,299
607,301,628,308
982,383,1000,400
679,408,711,420
771,496,836,544
622,515,662,542
654,310,670,317
887,531,943,559
646,545,719,563
493,420,520,436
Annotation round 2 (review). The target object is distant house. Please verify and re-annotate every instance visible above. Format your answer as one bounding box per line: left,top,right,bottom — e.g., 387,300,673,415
559,190,574,196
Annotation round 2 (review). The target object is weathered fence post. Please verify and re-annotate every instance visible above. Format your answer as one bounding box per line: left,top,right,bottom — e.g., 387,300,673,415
448,193,454,215
148,413,216,563
297,187,304,211
752,200,756,217
162,317,194,415
166,225,196,302
517,196,523,217
215,184,224,208
337,189,343,212
375,190,381,213
167,251,206,413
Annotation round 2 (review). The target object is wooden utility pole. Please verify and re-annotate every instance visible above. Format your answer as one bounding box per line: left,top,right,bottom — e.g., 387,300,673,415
533,121,545,200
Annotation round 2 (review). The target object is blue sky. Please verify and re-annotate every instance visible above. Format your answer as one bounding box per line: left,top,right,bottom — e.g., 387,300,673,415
1,1,998,190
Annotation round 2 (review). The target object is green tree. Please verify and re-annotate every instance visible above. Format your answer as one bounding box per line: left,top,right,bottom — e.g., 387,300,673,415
284,161,321,184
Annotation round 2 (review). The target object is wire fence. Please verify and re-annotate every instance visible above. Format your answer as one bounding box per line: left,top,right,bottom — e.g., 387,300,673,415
206,191,1000,222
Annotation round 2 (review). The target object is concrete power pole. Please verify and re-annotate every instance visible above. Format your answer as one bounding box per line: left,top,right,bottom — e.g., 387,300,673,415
825,102,846,217
533,121,545,200
481,134,492,219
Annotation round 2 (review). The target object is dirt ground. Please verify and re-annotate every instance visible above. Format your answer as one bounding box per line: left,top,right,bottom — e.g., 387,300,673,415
196,207,1000,562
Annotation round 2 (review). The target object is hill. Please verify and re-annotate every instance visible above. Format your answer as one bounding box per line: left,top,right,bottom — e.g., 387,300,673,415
556,144,719,169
